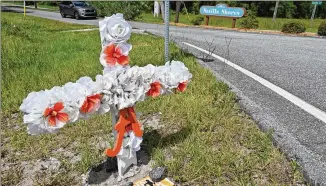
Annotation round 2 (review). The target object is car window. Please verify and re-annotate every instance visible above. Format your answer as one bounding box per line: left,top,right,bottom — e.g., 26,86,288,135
61,1,70,5
72,1,88,6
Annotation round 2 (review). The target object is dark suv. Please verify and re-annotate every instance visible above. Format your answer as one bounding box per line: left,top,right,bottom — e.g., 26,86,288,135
59,1,97,19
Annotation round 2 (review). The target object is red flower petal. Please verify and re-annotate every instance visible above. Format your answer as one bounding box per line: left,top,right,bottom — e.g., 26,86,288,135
104,56,118,65
87,101,95,113
177,81,188,92
43,107,52,117
56,113,69,123
115,47,123,56
117,56,129,66
80,99,89,113
146,82,161,97
88,94,101,103
103,44,115,57
48,116,56,126
53,102,64,112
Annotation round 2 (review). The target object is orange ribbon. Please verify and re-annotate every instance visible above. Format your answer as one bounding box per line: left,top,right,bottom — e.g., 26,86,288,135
105,107,143,157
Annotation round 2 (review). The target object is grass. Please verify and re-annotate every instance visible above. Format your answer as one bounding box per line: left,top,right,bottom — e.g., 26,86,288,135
1,12,306,185
136,12,324,33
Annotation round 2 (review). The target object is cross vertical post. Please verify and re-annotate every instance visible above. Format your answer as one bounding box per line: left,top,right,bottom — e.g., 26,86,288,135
164,0,170,62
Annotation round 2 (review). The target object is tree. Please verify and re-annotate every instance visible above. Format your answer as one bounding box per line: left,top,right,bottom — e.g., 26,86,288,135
174,1,181,23
159,1,165,20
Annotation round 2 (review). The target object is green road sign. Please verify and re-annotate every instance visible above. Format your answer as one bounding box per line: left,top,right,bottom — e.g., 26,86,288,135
312,1,322,5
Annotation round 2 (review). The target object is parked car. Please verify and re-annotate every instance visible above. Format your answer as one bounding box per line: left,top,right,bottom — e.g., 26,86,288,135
59,1,97,19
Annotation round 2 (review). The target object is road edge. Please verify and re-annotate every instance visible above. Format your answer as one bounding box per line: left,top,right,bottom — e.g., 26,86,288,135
180,49,326,186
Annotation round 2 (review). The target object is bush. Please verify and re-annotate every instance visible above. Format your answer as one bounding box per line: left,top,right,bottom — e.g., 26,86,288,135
90,2,151,20
240,9,259,29
281,21,306,33
191,16,204,26
317,21,326,36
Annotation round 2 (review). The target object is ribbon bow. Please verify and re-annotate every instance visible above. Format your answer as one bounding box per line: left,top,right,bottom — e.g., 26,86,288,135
105,107,143,157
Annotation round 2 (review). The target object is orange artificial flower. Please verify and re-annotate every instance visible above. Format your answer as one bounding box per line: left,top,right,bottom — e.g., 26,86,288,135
43,102,69,126
177,81,188,92
80,94,102,113
146,82,161,97
103,44,129,66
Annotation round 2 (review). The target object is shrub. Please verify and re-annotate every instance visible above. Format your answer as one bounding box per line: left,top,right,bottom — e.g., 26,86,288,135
90,2,151,20
281,21,306,34
191,16,204,26
240,10,259,29
317,21,326,36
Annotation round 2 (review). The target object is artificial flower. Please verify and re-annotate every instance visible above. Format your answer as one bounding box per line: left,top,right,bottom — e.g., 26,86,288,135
99,13,132,45
146,82,161,97
100,43,130,67
80,94,102,114
177,81,188,92
43,102,69,126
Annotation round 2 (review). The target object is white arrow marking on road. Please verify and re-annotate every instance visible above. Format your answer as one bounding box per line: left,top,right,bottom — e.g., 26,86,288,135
183,41,326,124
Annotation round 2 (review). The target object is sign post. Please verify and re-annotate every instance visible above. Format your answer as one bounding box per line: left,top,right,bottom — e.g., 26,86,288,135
164,0,169,62
24,1,26,16
272,1,279,22
200,4,245,28
311,2,322,27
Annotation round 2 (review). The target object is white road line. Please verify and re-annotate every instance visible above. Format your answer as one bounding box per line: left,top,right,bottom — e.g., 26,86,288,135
183,41,326,124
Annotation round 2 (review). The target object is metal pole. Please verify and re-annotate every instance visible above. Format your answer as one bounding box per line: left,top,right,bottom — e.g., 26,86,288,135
272,1,279,22
310,4,317,27
24,1,26,16
164,0,170,62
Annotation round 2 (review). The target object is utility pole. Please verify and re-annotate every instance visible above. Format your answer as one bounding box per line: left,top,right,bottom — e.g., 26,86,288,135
164,0,170,62
310,4,317,27
273,1,279,22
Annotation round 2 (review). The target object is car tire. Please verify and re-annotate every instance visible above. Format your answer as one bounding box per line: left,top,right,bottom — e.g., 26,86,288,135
75,11,80,20
60,12,66,18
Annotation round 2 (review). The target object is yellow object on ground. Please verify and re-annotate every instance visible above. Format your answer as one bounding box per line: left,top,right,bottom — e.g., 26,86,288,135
133,176,174,186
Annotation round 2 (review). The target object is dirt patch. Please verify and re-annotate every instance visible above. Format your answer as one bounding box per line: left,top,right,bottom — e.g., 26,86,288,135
82,150,154,186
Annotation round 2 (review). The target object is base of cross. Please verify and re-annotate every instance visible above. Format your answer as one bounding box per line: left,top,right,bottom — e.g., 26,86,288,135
106,107,143,178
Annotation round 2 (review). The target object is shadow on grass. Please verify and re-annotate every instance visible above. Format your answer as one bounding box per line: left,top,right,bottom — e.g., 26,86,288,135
86,127,191,184
142,127,192,157
1,6,33,13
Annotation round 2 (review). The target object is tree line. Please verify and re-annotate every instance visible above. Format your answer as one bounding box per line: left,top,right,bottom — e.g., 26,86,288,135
176,1,326,19
21,1,326,19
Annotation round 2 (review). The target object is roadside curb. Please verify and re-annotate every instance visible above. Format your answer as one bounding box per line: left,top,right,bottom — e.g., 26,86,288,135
138,21,324,39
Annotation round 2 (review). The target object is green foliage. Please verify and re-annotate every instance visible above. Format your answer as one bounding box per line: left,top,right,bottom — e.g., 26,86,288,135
317,21,326,36
90,1,150,20
191,1,200,14
281,21,306,33
278,1,297,19
190,16,204,26
240,5,259,29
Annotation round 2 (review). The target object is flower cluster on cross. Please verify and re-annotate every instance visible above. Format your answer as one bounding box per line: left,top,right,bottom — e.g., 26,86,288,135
20,14,192,158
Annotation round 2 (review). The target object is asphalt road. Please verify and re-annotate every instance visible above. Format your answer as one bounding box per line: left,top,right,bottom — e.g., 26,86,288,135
2,6,326,185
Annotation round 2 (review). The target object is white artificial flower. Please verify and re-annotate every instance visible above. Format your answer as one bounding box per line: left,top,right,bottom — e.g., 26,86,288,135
21,91,72,135
99,13,132,45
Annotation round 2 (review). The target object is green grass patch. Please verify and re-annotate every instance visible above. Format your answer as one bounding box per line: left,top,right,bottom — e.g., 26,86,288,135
136,12,323,33
1,13,306,185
